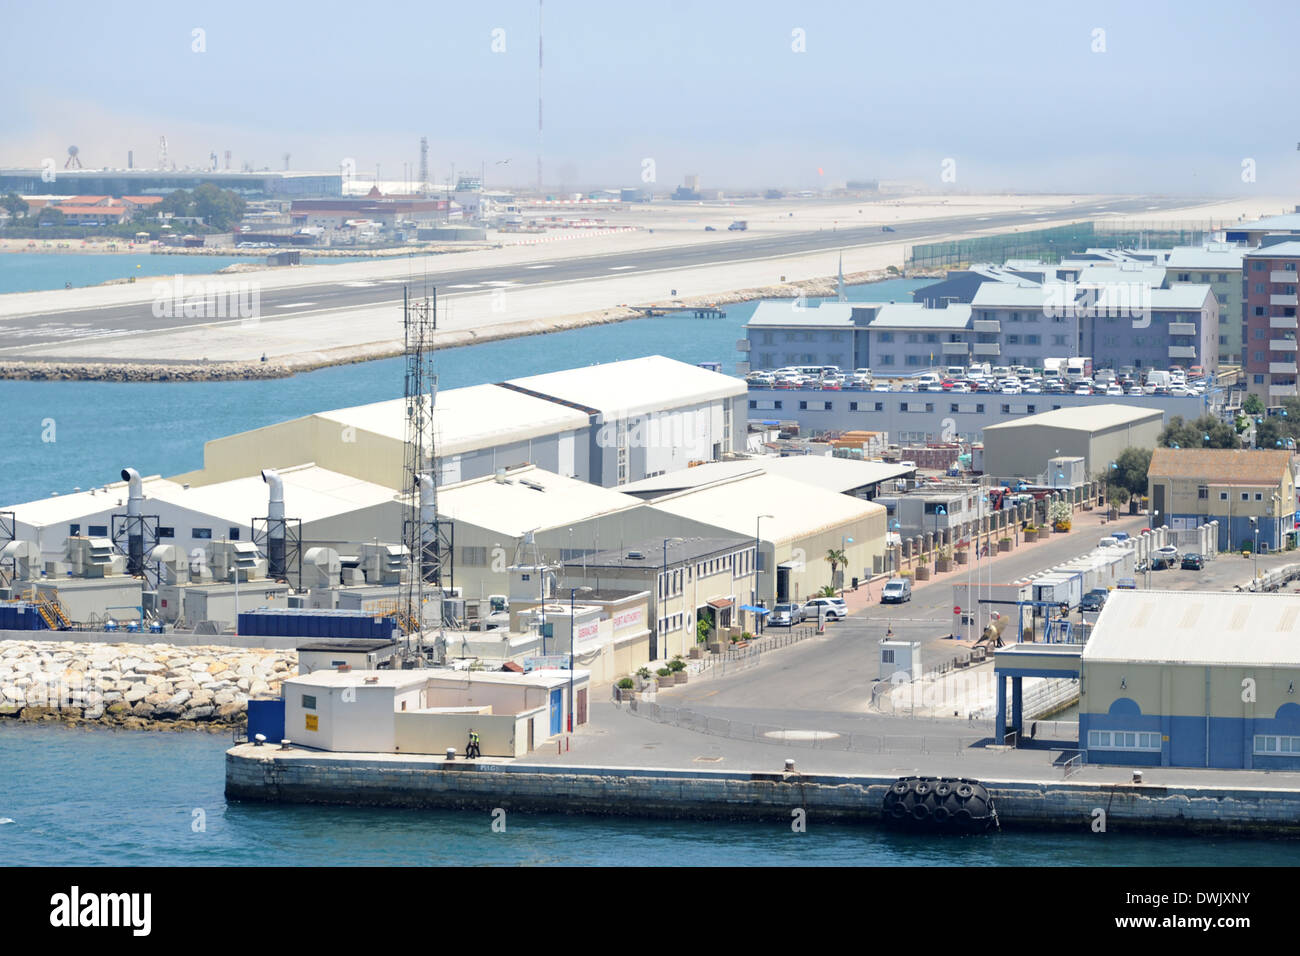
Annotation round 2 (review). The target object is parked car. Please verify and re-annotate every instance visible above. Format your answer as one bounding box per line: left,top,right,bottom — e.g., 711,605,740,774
804,597,847,621
881,578,912,603
770,602,803,626
1181,552,1204,570
1080,588,1109,612
881,225,896,232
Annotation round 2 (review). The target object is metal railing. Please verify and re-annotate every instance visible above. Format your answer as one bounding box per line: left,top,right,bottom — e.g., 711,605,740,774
1062,752,1084,779
622,698,991,756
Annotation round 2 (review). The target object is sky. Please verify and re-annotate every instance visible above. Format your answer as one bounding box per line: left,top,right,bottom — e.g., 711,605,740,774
2,0,1298,195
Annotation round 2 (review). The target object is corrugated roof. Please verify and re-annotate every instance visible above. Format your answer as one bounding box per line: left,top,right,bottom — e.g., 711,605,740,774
6,474,178,527
1245,241,1300,258
750,455,913,492
150,464,399,525
645,471,884,544
434,465,643,536
1084,590,1300,667
506,355,745,419
983,403,1162,433
1231,214,1300,232
1147,447,1290,484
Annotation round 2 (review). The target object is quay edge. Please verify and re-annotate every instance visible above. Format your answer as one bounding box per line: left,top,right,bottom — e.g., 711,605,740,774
224,745,1300,836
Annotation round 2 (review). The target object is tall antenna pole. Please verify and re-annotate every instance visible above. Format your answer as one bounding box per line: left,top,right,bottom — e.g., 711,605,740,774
537,0,544,194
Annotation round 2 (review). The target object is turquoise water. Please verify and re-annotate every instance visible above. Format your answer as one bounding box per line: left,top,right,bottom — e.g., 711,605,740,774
0,253,362,294
0,723,1286,866
0,280,926,506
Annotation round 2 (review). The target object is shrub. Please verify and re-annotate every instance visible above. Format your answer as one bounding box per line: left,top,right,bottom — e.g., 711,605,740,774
636,666,651,680
669,657,686,672
740,631,753,640
617,677,635,689
998,537,1012,545
656,667,672,678
696,618,711,644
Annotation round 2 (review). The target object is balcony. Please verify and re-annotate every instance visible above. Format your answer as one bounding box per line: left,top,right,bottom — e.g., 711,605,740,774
1271,362,1299,375
1270,382,1299,398
1272,271,1299,283
1168,322,1197,335
973,319,1001,333
972,341,1001,356
1272,293,1299,307
1270,315,1299,330
1269,338,1298,352
941,341,970,356
1168,345,1197,359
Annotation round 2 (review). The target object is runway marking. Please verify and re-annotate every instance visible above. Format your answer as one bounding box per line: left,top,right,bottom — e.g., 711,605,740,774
524,264,553,270
276,302,317,308
341,281,377,287
608,265,636,271
447,283,480,289
482,280,518,287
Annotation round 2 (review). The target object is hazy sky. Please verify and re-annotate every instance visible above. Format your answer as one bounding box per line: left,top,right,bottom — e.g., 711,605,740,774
4,0,1298,194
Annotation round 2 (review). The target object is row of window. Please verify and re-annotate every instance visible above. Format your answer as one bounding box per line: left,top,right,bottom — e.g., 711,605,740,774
1087,730,1161,751
67,524,234,540
1175,272,1231,283
657,612,686,635
1088,731,1300,756
755,400,1051,416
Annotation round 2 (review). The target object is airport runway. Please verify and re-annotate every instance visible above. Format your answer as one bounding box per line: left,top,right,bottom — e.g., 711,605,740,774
0,195,1194,359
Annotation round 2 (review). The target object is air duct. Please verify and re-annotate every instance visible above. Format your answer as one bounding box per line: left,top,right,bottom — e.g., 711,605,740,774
418,473,437,582
262,469,286,578
120,467,144,575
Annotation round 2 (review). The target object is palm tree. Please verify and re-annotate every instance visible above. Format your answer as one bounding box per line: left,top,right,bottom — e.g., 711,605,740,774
825,548,847,589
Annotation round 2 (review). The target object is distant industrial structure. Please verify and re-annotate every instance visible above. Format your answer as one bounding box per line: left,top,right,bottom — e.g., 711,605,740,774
0,167,342,198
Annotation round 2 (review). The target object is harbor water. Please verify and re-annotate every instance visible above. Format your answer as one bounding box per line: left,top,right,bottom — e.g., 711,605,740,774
0,723,1289,866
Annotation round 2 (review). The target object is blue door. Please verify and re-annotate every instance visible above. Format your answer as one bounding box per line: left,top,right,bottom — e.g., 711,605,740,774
550,688,563,736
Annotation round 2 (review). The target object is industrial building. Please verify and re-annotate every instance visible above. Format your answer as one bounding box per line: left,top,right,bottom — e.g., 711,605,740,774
562,536,756,657
745,386,1205,446
0,167,342,198
981,404,1163,480
1146,448,1296,551
175,356,747,491
1080,590,1300,770
625,469,888,603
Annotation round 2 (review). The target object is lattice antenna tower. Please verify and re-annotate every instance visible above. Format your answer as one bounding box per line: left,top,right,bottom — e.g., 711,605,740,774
401,286,443,655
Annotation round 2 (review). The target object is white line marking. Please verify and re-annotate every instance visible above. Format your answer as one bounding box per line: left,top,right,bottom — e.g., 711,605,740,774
608,265,636,271
524,264,553,270
276,302,317,308
447,284,480,289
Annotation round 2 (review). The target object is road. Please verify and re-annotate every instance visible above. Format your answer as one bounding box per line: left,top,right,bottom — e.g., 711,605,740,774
0,195,1193,359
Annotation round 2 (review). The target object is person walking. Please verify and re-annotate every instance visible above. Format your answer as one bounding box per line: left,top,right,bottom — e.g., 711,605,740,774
466,730,481,759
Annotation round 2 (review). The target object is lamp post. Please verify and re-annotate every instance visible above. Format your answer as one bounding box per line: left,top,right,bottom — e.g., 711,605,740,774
840,534,854,596
568,585,592,732
888,519,900,573
755,514,774,635
934,505,947,556
661,537,683,660
1251,517,1259,581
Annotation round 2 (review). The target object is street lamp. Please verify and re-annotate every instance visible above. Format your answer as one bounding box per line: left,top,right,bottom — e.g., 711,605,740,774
568,585,592,732
840,535,854,596
755,515,774,634
888,519,900,573
661,537,684,660
934,505,947,553
1251,517,1259,580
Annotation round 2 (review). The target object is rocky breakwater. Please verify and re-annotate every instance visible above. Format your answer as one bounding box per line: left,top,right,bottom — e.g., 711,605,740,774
0,640,296,732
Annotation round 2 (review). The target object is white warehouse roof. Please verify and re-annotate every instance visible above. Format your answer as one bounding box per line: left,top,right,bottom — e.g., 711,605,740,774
149,464,399,526
434,464,643,536
1085,590,1300,668
645,472,884,545
505,355,745,419
983,403,1162,434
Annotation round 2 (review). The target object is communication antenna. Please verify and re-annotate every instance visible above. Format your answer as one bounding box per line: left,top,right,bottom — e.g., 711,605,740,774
419,137,430,196
64,146,82,169
158,136,169,171
401,287,452,660
537,0,543,193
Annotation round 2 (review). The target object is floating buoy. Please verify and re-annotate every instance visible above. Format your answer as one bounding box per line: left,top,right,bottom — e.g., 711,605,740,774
881,776,998,834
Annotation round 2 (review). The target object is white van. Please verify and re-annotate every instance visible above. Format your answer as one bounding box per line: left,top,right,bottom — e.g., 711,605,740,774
881,578,912,604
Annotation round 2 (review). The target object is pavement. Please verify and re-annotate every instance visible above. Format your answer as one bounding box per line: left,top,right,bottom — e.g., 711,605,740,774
0,194,1217,366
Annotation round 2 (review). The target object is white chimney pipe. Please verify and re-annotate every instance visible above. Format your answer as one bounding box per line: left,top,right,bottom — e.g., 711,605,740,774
262,469,285,521
120,468,143,517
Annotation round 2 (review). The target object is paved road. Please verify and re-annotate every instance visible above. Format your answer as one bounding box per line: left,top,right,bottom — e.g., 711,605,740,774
0,195,1192,357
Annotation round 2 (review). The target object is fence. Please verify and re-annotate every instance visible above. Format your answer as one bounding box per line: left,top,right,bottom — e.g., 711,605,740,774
622,698,992,756
691,626,814,680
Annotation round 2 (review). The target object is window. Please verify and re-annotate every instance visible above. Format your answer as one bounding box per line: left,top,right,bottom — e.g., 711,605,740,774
1254,735,1300,754
1218,273,1228,282
87,524,108,537
774,401,783,410
1253,261,1265,272
1254,375,1265,385
881,649,895,663
907,334,920,344
1027,405,1036,413
878,332,894,343
1026,334,1041,345
1256,493,1263,501
925,403,934,413
849,401,858,411
157,527,175,539
976,404,985,413
461,546,488,566
748,400,757,409
192,528,212,539
1001,404,1010,413
69,523,81,536
1242,493,1249,502
1087,730,1160,751
874,402,884,411
799,401,808,410
1177,272,1190,282
229,527,240,541
878,354,894,366
1255,329,1267,340
1256,307,1267,317
302,694,317,710
950,404,959,413
1219,492,1228,501
1198,486,1208,499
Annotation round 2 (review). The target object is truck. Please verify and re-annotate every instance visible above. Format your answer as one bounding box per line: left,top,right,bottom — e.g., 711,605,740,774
1065,357,1093,384
1042,357,1067,386
1031,572,1084,611
728,220,748,231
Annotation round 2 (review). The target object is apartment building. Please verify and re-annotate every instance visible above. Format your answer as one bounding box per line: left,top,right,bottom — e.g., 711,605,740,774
1242,242,1300,401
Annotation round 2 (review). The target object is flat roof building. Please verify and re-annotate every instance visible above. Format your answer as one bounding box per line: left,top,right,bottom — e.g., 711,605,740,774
982,404,1163,480
1147,447,1295,551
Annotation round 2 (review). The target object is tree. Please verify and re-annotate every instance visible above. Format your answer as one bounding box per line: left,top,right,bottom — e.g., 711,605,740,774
1,192,28,220
1159,414,1240,449
1253,397,1300,449
1243,393,1265,417
1113,446,1153,499
190,183,245,231
824,548,847,588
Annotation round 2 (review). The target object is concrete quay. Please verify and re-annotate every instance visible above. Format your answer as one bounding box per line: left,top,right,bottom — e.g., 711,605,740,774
224,737,1300,835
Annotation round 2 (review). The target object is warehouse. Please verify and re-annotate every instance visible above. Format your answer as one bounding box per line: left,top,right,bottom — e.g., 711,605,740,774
1080,590,1300,770
981,404,1163,480
6,464,403,571
630,470,888,604
173,356,746,490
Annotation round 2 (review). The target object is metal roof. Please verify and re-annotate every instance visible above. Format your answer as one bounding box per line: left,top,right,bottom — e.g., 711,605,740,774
568,536,750,569
505,355,745,419
1164,244,1246,271
970,283,1061,307
752,455,913,492
868,302,972,329
151,464,399,525
1084,590,1300,668
746,301,854,328
1244,241,1300,258
983,403,1162,434
434,465,643,536
1147,447,1291,484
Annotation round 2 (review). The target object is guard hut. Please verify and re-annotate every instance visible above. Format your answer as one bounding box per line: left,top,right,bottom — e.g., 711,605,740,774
879,640,922,682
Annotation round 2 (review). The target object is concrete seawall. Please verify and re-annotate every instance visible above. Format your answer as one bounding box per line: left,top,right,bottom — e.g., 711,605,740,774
225,745,1300,835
